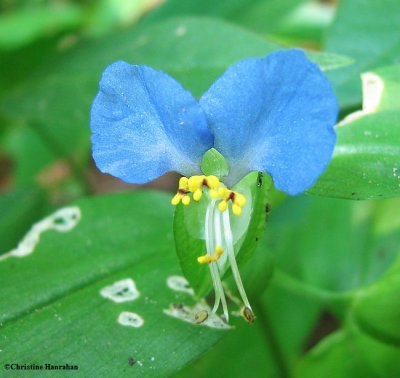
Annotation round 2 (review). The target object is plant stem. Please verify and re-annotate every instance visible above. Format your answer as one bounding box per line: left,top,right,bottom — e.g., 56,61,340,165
273,269,355,308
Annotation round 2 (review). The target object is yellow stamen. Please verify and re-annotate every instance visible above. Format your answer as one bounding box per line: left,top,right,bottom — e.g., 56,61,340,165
171,175,246,216
217,187,229,198
197,246,224,264
171,193,182,205
209,189,220,198
215,245,224,257
197,255,212,264
179,176,189,188
193,189,203,201
234,192,246,207
232,204,242,216
182,195,191,205
214,188,247,216
218,201,228,212
188,175,204,192
206,175,220,189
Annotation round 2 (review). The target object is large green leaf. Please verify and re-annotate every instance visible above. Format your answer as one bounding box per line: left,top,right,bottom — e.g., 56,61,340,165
145,0,305,37
325,0,400,109
0,192,228,376
145,0,334,47
310,65,400,200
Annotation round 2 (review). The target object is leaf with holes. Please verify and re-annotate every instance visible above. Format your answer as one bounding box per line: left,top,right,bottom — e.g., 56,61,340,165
0,191,229,377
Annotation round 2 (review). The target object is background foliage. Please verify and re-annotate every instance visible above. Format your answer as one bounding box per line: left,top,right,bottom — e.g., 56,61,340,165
1,0,400,377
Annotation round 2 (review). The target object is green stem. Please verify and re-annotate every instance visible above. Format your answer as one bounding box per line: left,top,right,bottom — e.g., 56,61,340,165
253,299,291,378
272,269,355,308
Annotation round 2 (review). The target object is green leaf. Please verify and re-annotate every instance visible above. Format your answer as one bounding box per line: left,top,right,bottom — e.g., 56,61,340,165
262,283,321,369
174,172,270,297
3,122,56,185
174,315,279,378
306,51,354,73
310,65,400,200
0,4,83,50
0,192,227,376
353,257,400,346
297,326,400,377
325,0,400,109
144,0,257,22
266,195,400,314
229,0,307,37
0,187,49,253
266,1,335,46
145,0,306,41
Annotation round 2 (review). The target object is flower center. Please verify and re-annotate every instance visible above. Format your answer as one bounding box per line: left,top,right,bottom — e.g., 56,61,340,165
171,177,254,323
171,175,247,216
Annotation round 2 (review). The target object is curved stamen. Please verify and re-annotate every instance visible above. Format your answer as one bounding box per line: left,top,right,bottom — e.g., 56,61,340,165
221,209,254,322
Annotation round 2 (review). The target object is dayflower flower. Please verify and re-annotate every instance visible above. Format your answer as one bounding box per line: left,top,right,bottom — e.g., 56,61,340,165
90,49,338,323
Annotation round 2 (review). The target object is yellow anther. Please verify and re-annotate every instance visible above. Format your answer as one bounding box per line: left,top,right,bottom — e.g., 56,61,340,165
214,188,247,216
218,187,229,197
171,193,182,205
208,189,219,198
197,246,224,264
232,204,242,216
182,195,191,205
234,192,246,207
179,176,189,188
206,175,220,189
218,200,228,212
172,175,245,214
193,189,203,201
172,176,191,206
215,245,224,257
197,255,212,264
188,175,204,192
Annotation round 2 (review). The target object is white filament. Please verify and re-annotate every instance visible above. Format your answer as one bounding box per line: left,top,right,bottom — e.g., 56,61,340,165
205,200,229,320
222,210,252,310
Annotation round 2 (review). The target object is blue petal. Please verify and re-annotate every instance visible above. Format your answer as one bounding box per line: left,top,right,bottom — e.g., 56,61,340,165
91,61,213,184
199,49,338,194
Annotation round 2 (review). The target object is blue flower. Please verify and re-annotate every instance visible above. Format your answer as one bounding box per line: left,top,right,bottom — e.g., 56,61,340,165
91,49,338,195
90,49,338,323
